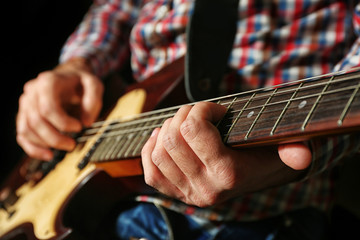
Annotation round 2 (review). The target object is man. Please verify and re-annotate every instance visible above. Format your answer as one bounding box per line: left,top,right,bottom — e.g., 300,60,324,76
16,0,360,239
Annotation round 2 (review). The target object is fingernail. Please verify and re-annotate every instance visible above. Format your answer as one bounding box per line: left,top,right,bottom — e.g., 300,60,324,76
151,128,159,137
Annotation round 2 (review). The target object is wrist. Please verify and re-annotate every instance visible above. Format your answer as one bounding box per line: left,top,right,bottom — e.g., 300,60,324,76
55,57,94,75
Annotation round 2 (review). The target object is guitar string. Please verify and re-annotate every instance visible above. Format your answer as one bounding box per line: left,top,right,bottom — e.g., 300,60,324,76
226,95,360,137
79,71,360,138
87,98,360,160
77,84,360,143
76,87,360,143
84,67,360,131
77,78,356,142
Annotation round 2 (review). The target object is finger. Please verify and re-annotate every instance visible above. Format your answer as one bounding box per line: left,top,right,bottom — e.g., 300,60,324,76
153,117,195,193
27,93,77,150
34,73,83,133
38,95,83,133
180,102,227,165
278,142,312,170
141,128,184,200
162,105,205,181
17,91,76,151
16,135,54,160
80,73,104,126
16,110,54,160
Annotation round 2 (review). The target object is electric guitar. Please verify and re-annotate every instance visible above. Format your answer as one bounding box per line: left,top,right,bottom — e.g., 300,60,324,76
1,56,360,239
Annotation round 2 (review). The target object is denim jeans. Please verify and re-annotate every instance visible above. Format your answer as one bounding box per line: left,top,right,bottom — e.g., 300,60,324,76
116,203,329,240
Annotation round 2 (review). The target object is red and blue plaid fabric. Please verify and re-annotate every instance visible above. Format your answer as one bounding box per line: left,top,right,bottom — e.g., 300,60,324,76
60,0,360,221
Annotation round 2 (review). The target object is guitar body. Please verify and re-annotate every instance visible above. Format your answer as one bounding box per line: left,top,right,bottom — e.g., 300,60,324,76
0,58,186,240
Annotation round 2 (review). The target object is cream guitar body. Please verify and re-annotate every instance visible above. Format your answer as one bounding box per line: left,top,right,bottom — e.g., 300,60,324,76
0,89,147,239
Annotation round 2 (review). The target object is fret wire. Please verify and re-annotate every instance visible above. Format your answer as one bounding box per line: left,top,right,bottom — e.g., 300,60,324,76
128,116,155,157
227,92,357,132
245,89,278,140
225,84,359,123
218,97,237,141
131,131,151,156
124,124,143,158
89,137,106,161
270,83,304,136
77,83,360,143
216,96,237,128
103,135,123,160
337,81,360,126
214,99,225,128
85,68,360,135
301,76,335,131
80,72,360,140
223,93,255,142
225,99,360,137
116,133,135,159
109,136,128,160
98,136,117,161
82,112,176,136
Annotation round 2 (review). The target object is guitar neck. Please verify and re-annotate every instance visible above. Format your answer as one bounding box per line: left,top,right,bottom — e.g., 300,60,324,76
81,67,360,163
217,68,360,147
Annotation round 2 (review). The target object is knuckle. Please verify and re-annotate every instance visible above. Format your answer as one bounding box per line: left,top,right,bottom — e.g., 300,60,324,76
151,148,165,167
141,143,149,157
200,191,218,207
37,71,55,81
18,94,27,108
16,135,25,147
180,117,199,141
28,112,42,129
23,79,36,92
162,130,178,152
163,118,172,127
47,137,63,148
190,191,217,208
38,102,53,117
144,172,157,188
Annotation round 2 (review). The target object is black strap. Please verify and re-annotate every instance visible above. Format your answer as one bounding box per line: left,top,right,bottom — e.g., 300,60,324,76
185,0,239,101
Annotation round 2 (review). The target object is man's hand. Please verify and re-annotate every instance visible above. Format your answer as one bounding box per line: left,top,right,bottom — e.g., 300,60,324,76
141,102,312,207
16,58,104,160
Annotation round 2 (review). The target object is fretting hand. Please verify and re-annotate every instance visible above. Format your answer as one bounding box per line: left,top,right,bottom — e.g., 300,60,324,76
141,102,312,207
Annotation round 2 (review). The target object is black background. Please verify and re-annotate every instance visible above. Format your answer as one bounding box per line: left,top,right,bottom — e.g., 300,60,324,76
1,0,92,185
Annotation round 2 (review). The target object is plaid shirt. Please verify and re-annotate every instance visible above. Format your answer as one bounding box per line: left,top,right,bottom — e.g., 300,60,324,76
60,0,360,221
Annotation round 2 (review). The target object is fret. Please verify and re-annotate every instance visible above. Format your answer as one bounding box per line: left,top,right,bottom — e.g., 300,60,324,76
245,89,278,140
223,93,255,143
115,132,135,159
215,99,225,128
131,110,175,157
301,76,335,131
337,81,360,126
124,131,142,158
125,118,152,157
131,131,151,156
90,137,109,162
104,135,123,160
270,83,303,136
217,97,237,139
109,135,128,160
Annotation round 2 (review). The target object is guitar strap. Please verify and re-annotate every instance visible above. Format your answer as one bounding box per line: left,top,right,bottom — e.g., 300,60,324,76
185,0,239,101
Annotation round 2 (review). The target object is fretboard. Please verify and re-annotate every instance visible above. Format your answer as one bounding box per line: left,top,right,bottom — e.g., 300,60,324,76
79,67,360,163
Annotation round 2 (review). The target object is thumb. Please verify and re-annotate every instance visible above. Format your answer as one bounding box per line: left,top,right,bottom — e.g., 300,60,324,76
278,143,312,170
80,73,104,126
